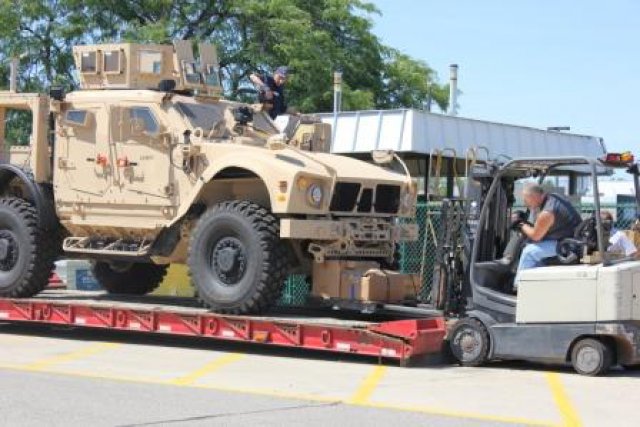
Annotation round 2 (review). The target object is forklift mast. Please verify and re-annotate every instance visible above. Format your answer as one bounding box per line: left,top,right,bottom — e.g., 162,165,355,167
429,158,515,316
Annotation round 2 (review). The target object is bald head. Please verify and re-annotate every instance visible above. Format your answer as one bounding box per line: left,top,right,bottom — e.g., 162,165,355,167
523,183,546,209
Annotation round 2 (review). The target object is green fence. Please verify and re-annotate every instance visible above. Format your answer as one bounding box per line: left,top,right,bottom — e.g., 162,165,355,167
278,202,638,305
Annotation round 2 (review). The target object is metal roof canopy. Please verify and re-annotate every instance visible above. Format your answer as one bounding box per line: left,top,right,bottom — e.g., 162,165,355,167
317,109,607,161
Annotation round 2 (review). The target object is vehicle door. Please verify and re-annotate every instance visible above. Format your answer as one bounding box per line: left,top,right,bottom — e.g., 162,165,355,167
109,104,174,209
54,104,112,205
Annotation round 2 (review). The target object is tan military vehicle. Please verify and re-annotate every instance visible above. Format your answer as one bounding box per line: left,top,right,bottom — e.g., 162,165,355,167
0,41,417,314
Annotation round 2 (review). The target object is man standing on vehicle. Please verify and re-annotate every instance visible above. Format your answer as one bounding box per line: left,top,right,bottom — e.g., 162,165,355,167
512,184,582,283
249,66,290,120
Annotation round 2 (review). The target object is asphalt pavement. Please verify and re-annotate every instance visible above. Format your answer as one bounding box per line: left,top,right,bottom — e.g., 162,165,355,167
1,322,638,427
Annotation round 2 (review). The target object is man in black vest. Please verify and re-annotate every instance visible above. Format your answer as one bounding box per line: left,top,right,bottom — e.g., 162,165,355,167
512,184,582,283
249,66,289,120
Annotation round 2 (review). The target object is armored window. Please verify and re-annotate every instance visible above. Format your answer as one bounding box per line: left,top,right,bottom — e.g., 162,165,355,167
65,110,89,127
103,50,122,74
129,107,159,135
182,61,201,85
80,52,98,73
139,51,163,74
175,102,224,130
203,64,220,87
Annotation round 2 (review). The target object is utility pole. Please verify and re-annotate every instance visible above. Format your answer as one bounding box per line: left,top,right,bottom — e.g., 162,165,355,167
448,64,459,116
332,69,343,146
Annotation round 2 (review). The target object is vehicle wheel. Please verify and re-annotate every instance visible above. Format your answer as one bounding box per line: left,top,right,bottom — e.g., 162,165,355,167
449,318,490,367
188,201,289,315
571,338,613,376
92,262,168,295
0,197,57,298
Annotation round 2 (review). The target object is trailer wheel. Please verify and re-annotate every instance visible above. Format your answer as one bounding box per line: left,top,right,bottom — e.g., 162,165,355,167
92,262,168,295
571,338,613,376
0,197,57,298
188,201,289,315
449,318,490,367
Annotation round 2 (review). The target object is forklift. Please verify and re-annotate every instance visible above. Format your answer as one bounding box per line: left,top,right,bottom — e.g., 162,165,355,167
432,152,640,375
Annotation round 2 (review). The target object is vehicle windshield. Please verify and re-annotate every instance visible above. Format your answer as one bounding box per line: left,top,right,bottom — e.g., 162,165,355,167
175,102,224,131
175,101,279,136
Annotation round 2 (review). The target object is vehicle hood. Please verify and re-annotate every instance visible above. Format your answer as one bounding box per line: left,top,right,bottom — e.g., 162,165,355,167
275,149,409,184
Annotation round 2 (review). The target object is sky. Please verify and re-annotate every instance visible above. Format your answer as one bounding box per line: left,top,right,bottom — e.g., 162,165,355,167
370,0,639,155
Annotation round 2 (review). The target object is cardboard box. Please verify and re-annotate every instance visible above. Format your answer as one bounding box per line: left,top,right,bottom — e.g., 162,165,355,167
312,260,378,300
360,269,419,302
624,230,640,249
388,271,420,301
582,250,626,265
360,271,390,301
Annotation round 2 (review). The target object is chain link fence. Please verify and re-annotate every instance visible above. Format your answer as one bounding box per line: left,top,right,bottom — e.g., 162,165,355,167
279,202,639,306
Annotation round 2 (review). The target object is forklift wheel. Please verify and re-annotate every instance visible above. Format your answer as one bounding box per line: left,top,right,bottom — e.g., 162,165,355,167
449,318,490,367
571,338,613,376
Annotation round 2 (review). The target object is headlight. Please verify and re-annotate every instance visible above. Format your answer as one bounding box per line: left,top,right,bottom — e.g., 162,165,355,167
306,184,324,207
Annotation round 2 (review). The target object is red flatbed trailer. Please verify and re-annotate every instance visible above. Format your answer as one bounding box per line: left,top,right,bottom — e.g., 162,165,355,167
0,290,446,366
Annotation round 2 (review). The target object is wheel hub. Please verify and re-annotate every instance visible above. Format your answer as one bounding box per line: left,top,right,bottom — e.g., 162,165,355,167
576,347,600,373
458,329,482,361
211,237,247,285
0,230,19,271
217,248,239,273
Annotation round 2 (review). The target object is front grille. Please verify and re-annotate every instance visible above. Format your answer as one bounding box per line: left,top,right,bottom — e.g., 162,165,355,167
375,185,401,214
329,182,361,212
329,182,401,214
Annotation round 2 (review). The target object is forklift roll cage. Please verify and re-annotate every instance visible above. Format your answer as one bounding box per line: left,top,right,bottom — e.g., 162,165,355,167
468,155,640,322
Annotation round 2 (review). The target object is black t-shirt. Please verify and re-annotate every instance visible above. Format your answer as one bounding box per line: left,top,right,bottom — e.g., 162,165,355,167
540,193,582,240
261,74,287,119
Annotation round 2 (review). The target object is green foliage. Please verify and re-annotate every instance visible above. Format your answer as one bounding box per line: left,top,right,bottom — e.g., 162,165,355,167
379,48,449,112
0,0,449,114
4,110,32,146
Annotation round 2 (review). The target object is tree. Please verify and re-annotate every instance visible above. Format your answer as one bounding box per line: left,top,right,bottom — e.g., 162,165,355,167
0,0,90,91
0,0,449,115
379,48,449,112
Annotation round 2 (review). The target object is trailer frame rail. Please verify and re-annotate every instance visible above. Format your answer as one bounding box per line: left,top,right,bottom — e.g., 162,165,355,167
0,292,445,365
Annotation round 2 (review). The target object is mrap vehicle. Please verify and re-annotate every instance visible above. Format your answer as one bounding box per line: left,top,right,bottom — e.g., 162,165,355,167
438,153,640,375
0,41,419,315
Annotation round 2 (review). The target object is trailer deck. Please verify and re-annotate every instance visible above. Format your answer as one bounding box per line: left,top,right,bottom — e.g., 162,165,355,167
0,290,446,365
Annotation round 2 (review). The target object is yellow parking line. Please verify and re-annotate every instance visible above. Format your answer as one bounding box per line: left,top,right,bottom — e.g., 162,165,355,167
348,365,387,404
169,353,244,385
545,372,581,426
21,342,120,371
0,361,556,427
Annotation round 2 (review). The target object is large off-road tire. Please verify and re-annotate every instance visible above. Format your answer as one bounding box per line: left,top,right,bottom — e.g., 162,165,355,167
571,338,613,376
449,318,490,367
92,262,168,295
0,197,57,298
188,201,289,315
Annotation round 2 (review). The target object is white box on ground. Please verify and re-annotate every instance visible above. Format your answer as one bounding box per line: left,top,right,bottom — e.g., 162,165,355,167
54,260,101,291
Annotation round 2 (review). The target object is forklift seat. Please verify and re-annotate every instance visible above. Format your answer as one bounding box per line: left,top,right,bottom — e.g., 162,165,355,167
543,217,600,265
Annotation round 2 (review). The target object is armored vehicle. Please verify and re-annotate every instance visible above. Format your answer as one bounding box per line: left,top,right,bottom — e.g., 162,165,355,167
0,41,417,314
